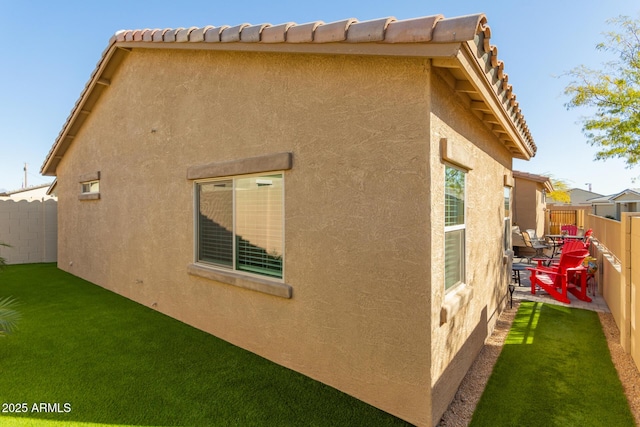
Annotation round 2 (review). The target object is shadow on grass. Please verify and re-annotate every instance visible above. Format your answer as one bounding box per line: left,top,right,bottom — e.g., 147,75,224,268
0,264,411,427
470,301,634,427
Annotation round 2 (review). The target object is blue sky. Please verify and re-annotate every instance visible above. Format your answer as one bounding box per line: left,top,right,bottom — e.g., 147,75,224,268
1,0,639,195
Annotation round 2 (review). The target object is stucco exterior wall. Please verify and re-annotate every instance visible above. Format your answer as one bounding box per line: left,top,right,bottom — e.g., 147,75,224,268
0,199,57,264
513,177,545,237
55,49,435,425
428,69,513,425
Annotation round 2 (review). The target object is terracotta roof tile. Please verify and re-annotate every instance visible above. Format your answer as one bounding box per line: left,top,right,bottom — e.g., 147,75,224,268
221,23,250,42
384,15,441,43
176,27,198,43
285,21,323,43
241,23,270,43
41,14,539,176
261,22,295,43
431,14,487,43
346,17,395,42
204,26,226,42
313,18,356,43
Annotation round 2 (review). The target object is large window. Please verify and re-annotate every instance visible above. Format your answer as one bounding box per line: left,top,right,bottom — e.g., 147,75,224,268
445,165,466,291
196,173,284,279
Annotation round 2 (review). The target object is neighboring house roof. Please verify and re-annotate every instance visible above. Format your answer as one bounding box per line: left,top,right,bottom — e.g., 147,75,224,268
40,14,537,176
0,183,56,201
586,188,640,204
547,187,604,205
609,188,640,202
512,170,554,193
0,183,53,197
588,194,614,204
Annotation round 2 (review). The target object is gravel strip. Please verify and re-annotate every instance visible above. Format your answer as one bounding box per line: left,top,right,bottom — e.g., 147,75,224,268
438,301,640,426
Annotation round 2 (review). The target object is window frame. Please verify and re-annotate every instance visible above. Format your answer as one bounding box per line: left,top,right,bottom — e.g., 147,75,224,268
81,180,100,194
194,171,285,282
78,172,101,201
503,186,512,251
444,164,467,292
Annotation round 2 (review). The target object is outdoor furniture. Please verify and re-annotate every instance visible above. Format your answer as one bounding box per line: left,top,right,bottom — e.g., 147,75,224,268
521,230,551,263
545,233,589,256
527,249,591,304
561,224,579,236
512,264,527,287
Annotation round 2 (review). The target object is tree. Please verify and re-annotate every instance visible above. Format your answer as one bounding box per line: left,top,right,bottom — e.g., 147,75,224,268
564,15,640,167
0,242,20,336
547,177,571,204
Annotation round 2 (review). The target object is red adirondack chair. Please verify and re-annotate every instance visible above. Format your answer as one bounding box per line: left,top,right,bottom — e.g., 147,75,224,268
527,249,591,304
561,224,578,236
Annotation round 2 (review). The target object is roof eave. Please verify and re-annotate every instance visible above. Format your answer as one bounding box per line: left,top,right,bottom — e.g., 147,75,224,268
40,14,537,175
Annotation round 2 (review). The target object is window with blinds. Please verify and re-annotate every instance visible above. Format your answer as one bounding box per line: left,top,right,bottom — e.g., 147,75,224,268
444,165,465,291
196,173,284,279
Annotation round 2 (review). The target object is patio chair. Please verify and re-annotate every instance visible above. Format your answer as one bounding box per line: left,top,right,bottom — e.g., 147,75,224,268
561,224,578,236
527,249,590,304
521,230,551,263
538,239,585,267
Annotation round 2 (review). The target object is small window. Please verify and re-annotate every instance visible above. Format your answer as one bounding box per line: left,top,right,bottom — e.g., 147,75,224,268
196,173,284,279
81,180,100,194
444,165,466,291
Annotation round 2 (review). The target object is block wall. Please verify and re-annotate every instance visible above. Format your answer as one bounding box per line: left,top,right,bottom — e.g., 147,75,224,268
0,199,57,264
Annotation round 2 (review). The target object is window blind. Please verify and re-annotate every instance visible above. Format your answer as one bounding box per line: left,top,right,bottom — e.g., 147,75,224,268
235,175,283,278
198,180,233,267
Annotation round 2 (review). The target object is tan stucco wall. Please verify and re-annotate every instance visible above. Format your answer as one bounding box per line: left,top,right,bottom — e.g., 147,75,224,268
428,70,513,425
54,48,517,426
55,49,435,425
513,177,546,237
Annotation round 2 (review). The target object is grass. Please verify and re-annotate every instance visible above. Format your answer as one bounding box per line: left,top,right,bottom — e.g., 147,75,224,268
0,264,411,427
470,301,635,427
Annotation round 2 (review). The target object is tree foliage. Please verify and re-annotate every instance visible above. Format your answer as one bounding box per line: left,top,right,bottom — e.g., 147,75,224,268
0,296,20,336
547,177,571,204
564,15,640,166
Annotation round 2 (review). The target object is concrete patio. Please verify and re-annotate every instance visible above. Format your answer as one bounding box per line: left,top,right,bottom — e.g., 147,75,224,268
510,258,610,313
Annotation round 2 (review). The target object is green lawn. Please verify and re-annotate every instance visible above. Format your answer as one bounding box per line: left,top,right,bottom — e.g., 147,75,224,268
0,264,410,427
470,301,635,427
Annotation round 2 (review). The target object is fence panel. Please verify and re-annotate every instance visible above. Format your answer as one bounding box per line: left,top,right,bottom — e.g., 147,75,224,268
631,217,640,371
549,210,577,235
0,199,57,264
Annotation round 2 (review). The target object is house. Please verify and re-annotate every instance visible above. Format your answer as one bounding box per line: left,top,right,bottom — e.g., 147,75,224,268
512,171,553,242
0,183,56,201
590,188,640,220
40,14,536,426
547,187,603,206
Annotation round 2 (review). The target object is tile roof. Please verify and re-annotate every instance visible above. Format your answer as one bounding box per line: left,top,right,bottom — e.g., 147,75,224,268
41,14,537,176
513,171,554,192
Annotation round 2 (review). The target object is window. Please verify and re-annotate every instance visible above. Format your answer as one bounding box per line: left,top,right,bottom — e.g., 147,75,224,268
504,187,511,251
196,173,283,279
78,172,100,200
445,165,466,291
81,180,99,194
